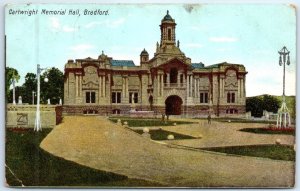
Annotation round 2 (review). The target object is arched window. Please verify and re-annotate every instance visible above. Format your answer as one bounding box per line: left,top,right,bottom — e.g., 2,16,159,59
168,28,172,40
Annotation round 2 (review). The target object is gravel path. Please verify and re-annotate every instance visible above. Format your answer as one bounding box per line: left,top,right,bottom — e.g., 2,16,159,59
160,120,295,148
40,116,294,187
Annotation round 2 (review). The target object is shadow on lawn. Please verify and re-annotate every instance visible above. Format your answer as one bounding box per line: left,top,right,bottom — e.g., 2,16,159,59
5,128,163,187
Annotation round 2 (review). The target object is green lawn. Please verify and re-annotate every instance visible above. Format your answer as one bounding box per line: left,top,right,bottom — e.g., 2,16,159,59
5,128,163,187
240,128,295,135
109,118,194,127
212,118,277,124
134,129,197,140
202,144,295,161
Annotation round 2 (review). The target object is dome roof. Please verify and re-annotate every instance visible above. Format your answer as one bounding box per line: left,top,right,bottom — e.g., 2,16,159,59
140,48,149,56
162,10,174,22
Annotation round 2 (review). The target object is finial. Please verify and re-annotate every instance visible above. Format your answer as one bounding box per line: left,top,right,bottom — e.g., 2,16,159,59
143,48,145,51
177,40,180,48
167,10,169,15
102,50,104,55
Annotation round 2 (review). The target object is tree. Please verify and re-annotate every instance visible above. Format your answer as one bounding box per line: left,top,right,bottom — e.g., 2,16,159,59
22,73,37,104
40,67,64,104
8,86,25,104
246,96,263,117
5,67,20,102
262,94,280,114
246,95,280,117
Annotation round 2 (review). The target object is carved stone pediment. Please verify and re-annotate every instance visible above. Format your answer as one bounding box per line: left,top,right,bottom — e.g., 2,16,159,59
83,66,99,85
224,69,237,88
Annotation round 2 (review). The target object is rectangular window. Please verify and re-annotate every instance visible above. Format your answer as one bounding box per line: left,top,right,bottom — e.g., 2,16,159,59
91,92,95,103
227,92,231,103
86,92,96,103
129,92,138,103
134,93,138,103
117,92,121,103
231,93,235,103
200,92,208,103
86,92,90,103
112,92,116,103
227,92,236,103
112,92,121,103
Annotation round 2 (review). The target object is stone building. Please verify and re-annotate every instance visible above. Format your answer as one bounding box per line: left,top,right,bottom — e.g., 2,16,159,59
63,11,247,117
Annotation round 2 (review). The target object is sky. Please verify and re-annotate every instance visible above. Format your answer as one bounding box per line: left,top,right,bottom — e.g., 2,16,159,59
5,4,296,96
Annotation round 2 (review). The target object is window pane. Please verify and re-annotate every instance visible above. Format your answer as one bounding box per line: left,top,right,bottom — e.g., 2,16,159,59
112,92,116,103
86,92,90,103
200,93,203,103
129,93,132,103
117,92,121,103
91,92,95,103
231,93,235,103
227,92,231,103
134,93,138,103
205,93,208,103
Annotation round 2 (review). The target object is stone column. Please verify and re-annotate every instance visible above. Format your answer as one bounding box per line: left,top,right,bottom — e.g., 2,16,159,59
241,78,244,98
196,78,199,98
157,75,160,96
75,75,78,97
66,76,69,98
177,71,181,87
190,75,194,97
102,75,106,97
237,78,240,98
166,73,170,87
79,75,82,97
122,77,125,97
99,76,102,101
243,77,246,98
194,77,197,97
125,76,129,98
186,74,189,97
161,74,164,97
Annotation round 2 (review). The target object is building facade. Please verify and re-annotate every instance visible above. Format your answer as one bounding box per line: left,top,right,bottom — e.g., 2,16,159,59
63,11,247,117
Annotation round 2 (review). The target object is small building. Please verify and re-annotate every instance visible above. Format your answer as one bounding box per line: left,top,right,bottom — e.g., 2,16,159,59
63,11,247,117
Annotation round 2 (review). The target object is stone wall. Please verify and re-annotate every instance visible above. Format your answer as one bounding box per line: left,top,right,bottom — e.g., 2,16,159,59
6,104,62,128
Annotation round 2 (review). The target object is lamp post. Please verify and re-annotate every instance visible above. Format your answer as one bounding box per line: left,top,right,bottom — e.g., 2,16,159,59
276,46,291,128
34,64,48,132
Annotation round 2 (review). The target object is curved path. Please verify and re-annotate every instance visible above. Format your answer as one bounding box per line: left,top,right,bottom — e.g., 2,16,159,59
40,116,294,187
161,119,295,148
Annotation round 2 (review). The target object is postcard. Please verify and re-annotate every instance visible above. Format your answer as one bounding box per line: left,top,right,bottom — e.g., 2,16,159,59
5,4,296,188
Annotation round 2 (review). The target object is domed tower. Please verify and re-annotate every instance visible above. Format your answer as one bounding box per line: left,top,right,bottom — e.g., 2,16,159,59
160,10,176,46
140,48,149,64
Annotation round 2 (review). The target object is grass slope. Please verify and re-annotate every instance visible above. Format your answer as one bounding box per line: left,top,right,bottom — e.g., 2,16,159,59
134,129,196,140
5,128,162,187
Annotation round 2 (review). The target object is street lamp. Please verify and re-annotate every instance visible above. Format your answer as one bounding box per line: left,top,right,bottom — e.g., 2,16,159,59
34,64,49,132
276,46,291,128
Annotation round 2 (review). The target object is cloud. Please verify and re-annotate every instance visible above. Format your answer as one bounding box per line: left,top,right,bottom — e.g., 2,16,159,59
209,37,238,42
50,17,60,30
49,17,77,33
70,44,94,51
84,18,126,29
184,43,204,48
63,26,76,32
